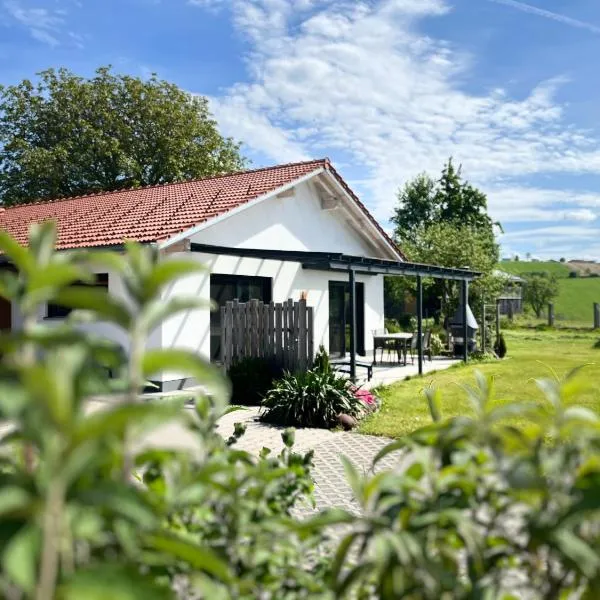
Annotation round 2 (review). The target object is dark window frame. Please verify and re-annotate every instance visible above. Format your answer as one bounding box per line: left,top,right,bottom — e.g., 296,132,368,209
328,280,365,358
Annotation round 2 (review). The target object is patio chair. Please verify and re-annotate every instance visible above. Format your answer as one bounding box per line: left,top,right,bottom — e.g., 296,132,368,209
423,330,433,362
408,332,418,364
372,329,394,364
408,330,433,363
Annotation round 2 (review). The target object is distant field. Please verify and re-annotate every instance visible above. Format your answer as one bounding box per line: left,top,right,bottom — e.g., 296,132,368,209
556,278,600,323
499,261,600,326
499,260,572,278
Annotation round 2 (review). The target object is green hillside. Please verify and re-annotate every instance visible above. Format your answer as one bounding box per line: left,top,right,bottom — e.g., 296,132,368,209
499,260,572,278
500,261,600,326
555,278,600,323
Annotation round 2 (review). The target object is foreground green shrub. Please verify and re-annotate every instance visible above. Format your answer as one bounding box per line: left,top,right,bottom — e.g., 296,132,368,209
260,369,363,428
0,223,326,600
330,372,600,599
227,356,283,405
2,223,600,599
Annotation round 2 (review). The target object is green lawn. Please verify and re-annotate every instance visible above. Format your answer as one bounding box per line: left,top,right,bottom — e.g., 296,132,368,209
500,260,600,327
556,278,600,323
500,260,572,278
359,329,600,438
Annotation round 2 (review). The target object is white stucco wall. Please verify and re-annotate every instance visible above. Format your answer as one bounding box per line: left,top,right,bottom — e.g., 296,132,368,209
158,180,386,382
16,178,390,386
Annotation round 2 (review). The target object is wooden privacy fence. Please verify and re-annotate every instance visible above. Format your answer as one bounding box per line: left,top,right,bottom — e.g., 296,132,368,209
220,298,314,372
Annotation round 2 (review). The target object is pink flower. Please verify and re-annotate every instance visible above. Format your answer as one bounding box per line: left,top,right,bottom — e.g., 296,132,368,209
351,386,377,407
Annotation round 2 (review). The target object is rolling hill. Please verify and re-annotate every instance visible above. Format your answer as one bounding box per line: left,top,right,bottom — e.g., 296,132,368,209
499,260,600,326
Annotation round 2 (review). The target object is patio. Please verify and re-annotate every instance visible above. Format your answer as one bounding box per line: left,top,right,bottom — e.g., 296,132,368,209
360,356,459,389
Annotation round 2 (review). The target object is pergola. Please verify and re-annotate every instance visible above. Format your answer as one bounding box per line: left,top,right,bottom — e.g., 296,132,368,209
191,243,481,380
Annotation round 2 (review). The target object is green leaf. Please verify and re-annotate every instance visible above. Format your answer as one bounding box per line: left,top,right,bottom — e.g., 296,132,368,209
60,563,173,600
73,401,183,446
373,439,409,465
423,385,441,422
2,524,40,594
0,487,32,517
54,287,131,329
551,529,600,578
289,508,356,536
0,230,34,274
145,533,232,582
28,262,92,293
142,349,230,407
75,484,158,528
138,297,209,334
341,455,362,504
141,259,206,300
28,220,57,266
562,406,600,427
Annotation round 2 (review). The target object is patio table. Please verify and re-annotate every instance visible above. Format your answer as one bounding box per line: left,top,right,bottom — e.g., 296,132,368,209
373,332,413,366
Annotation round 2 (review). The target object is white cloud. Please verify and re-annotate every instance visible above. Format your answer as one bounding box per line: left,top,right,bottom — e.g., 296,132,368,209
3,0,66,46
192,0,600,257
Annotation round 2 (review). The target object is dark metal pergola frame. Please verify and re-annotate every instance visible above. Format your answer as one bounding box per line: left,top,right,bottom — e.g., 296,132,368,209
191,243,480,380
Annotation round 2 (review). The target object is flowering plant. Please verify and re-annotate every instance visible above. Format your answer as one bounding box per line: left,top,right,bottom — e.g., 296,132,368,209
351,386,379,413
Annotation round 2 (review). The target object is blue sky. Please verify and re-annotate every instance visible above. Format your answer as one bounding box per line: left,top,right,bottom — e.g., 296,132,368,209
2,0,600,260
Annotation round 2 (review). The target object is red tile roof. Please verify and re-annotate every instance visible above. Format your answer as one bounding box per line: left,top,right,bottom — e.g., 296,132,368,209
0,158,402,258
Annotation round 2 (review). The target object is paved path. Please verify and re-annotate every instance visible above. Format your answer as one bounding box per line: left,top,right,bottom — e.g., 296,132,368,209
87,400,408,515
217,407,406,515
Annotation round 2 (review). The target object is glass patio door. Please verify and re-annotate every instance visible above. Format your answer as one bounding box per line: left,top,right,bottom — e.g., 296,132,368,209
328,281,365,358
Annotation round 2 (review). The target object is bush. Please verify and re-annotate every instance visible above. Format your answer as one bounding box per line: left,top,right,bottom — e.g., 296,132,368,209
312,344,332,374
569,270,578,278
494,332,507,357
397,313,417,331
594,339,600,349
337,372,600,599
228,356,283,406
430,332,444,356
384,318,401,333
5,222,600,599
260,369,364,428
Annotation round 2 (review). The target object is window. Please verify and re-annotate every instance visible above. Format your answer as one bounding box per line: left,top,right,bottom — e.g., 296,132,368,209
328,281,365,358
210,274,272,362
46,273,109,319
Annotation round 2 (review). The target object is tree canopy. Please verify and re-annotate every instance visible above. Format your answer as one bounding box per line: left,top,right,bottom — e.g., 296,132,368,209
391,158,498,244
523,273,560,318
402,222,504,315
387,160,502,323
0,67,247,205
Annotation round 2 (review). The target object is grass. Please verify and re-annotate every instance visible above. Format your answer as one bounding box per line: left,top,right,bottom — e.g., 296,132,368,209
359,329,600,438
556,278,600,323
499,260,600,327
500,260,572,278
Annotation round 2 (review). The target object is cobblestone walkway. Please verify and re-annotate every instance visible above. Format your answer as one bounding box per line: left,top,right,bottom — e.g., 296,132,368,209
217,407,406,515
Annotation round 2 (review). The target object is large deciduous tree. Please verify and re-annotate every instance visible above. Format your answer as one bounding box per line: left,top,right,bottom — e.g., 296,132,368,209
0,67,247,205
391,158,498,244
388,159,502,323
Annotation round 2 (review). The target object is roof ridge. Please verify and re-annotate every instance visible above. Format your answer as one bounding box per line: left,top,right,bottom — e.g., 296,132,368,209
1,158,329,210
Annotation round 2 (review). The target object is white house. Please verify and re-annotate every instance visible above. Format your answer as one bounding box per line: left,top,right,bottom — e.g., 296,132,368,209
0,159,415,390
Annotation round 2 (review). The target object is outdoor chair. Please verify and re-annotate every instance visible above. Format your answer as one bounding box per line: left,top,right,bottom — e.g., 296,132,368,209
372,329,395,364
408,330,433,363
423,330,433,362
408,332,418,364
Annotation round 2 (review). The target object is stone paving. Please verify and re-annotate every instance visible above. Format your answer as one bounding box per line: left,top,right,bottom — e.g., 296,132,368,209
216,407,407,515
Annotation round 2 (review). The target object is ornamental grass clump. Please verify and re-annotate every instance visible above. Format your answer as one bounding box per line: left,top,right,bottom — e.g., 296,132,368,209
260,368,363,428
